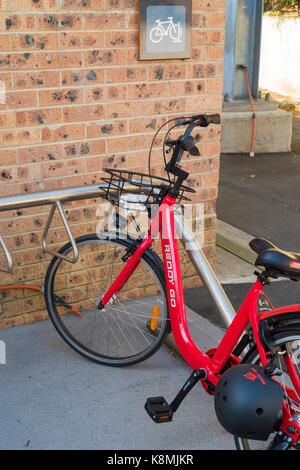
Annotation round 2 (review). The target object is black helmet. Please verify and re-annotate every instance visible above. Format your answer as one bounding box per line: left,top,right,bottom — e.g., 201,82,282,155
214,364,284,441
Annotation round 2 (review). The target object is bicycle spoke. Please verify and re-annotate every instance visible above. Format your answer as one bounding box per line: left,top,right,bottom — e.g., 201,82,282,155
46,236,169,365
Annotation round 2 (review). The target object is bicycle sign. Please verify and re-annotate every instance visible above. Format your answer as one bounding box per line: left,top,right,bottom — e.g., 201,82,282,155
149,17,183,44
139,0,191,60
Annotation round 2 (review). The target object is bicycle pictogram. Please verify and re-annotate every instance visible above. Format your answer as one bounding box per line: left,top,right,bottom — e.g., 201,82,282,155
149,16,183,44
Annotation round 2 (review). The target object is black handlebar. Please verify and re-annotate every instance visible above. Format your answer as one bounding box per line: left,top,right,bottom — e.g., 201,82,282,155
192,113,221,126
166,113,220,176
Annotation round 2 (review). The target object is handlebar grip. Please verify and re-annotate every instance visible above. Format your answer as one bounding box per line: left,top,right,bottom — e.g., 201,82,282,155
191,113,221,126
206,114,221,125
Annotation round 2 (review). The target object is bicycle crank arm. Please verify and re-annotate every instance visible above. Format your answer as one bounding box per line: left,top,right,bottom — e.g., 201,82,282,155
145,369,206,423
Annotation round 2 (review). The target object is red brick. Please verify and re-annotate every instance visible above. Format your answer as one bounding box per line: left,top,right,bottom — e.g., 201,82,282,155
169,79,206,96
107,101,147,119
16,108,62,127
203,171,219,187
85,85,127,103
107,134,147,153
0,34,10,52
0,72,12,90
192,13,208,28
84,13,126,30
41,123,85,143
207,45,225,62
36,51,83,69
105,31,137,48
193,0,226,10
36,14,82,31
63,104,105,123
11,0,59,9
207,12,226,28
59,31,105,50
87,120,127,138
148,64,186,81
147,98,185,115
15,163,42,182
39,88,84,107
0,149,17,165
61,69,104,87
106,66,147,83
86,154,126,172
18,143,64,163
204,142,221,157
83,49,126,67
0,0,10,10
11,33,59,52
2,90,37,109
207,78,224,94
186,94,222,112
13,70,60,89
61,0,105,8
105,0,137,9
0,128,40,148
0,111,15,129
63,139,105,158
0,14,35,31
0,52,37,71
129,116,165,134
128,82,169,100
42,158,86,178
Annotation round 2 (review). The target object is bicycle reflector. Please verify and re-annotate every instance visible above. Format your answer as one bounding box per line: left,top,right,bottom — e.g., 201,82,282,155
150,305,159,331
214,364,284,441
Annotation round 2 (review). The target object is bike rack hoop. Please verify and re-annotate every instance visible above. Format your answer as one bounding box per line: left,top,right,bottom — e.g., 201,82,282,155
0,182,143,273
42,201,79,264
0,234,13,274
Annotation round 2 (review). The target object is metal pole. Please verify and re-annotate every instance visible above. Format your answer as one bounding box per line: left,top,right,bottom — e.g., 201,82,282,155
0,184,106,212
174,212,236,328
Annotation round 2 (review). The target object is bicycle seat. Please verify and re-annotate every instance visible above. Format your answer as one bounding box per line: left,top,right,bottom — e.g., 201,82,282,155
249,238,300,279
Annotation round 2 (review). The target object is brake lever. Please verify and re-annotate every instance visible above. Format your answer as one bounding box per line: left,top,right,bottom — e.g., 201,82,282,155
179,135,200,156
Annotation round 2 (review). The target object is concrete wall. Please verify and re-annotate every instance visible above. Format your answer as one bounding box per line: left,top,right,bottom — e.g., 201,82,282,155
259,15,300,100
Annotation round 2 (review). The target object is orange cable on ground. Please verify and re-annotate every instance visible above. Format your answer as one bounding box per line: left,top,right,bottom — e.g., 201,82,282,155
0,284,83,317
0,284,42,292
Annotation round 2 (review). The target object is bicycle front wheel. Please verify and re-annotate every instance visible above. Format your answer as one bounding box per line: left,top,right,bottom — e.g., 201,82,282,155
234,325,300,450
44,234,170,366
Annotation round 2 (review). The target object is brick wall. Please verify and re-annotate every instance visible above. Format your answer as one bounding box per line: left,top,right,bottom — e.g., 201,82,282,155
0,0,226,329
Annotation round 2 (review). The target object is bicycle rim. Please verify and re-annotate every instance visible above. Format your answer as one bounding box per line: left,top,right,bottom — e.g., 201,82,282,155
235,329,300,450
45,234,169,366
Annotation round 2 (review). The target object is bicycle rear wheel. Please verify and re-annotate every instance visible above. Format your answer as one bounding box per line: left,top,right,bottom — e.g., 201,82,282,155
235,325,300,450
44,234,170,366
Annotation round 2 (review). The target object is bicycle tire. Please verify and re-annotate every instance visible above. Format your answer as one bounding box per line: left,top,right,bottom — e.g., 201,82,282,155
44,233,170,366
234,323,300,450
149,26,163,43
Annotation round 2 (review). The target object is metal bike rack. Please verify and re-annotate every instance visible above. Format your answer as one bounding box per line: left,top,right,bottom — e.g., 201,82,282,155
42,200,79,264
0,234,13,274
0,184,108,273
0,183,142,273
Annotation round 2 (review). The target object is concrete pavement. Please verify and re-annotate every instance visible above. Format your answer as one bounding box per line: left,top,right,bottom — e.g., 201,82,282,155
0,304,235,451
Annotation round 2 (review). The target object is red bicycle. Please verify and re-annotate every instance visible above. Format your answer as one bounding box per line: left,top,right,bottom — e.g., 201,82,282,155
44,114,300,450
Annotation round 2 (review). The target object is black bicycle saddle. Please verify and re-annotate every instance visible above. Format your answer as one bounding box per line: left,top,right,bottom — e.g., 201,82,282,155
249,238,300,279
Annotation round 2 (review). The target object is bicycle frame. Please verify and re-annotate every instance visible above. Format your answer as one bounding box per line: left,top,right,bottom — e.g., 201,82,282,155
100,193,300,399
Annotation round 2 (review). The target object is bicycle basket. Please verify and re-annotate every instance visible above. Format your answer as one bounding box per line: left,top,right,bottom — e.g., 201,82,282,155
101,168,195,207
100,168,195,209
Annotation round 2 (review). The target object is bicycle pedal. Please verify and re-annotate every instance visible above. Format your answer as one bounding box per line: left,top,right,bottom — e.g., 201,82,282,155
145,396,173,423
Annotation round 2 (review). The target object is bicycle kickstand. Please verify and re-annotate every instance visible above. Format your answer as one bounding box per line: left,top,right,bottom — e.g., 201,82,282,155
145,369,206,423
